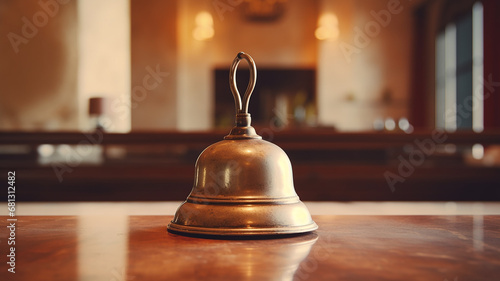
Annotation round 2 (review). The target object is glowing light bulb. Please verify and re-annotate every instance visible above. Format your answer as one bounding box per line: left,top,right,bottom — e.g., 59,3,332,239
193,11,214,41
315,13,339,41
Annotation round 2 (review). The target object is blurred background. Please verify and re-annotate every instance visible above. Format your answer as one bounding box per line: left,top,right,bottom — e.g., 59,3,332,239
1,0,499,201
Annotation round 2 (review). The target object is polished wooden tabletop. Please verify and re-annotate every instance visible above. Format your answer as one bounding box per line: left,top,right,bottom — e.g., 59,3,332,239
1,210,499,280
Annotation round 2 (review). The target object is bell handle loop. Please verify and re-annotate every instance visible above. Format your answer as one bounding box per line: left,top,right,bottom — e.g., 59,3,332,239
229,52,257,114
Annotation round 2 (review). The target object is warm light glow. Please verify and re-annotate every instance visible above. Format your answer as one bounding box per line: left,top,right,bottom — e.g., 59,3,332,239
193,11,214,41
193,27,214,41
37,144,55,157
315,26,339,41
472,144,484,160
195,11,213,26
315,13,339,41
398,117,414,133
384,118,396,131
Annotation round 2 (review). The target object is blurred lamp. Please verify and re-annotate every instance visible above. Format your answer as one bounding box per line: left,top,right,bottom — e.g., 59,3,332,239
315,13,339,41
193,11,214,41
88,97,109,130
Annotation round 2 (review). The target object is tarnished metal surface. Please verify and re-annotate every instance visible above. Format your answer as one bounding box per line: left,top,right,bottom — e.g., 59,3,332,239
168,52,317,236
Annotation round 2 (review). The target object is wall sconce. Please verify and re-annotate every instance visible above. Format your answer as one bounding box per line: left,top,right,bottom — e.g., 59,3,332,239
193,11,214,41
315,13,339,41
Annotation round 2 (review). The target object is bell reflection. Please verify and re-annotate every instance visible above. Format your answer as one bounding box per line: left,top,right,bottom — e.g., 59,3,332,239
167,233,318,281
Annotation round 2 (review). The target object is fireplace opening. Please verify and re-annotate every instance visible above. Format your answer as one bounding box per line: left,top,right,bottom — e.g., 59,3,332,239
214,68,316,129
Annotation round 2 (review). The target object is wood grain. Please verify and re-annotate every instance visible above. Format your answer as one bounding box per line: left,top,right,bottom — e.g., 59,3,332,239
2,215,499,280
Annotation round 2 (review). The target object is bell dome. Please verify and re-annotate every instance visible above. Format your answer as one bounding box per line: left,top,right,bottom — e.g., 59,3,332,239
190,138,296,201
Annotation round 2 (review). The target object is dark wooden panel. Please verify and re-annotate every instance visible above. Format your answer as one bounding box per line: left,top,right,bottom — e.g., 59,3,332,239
1,130,500,201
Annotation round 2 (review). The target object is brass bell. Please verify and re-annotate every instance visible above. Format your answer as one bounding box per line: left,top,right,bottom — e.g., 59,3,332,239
168,52,317,236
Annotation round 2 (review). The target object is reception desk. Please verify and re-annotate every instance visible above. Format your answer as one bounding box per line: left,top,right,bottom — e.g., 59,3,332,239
1,131,500,201
1,202,499,280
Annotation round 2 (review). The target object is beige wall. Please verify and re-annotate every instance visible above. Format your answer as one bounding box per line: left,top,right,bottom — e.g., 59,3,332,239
136,0,418,131
0,0,420,132
318,0,416,131
0,0,78,130
176,0,214,131
175,0,319,131
211,0,318,68
130,0,178,131
78,0,131,132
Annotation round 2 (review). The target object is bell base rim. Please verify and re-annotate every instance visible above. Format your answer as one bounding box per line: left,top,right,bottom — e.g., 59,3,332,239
167,222,318,236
